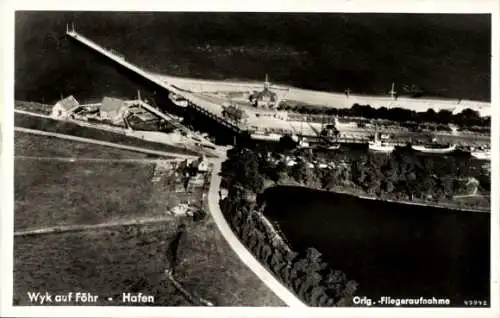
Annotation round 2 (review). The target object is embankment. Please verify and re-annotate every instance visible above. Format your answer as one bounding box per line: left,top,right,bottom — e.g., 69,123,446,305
220,188,358,307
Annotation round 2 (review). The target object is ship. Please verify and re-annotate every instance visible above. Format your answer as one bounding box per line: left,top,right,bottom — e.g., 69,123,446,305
168,92,188,107
324,143,341,150
250,132,283,142
411,138,457,154
295,120,311,149
319,120,341,150
411,144,457,154
368,139,395,153
368,129,395,153
470,147,491,161
297,136,310,149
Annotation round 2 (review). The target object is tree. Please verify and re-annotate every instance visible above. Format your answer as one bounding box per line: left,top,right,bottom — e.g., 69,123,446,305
321,169,336,190
222,104,245,124
290,160,312,184
277,135,298,153
221,148,264,193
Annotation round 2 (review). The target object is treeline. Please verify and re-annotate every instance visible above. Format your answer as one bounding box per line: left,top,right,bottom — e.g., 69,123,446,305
220,147,358,306
223,142,490,222
279,102,490,129
346,148,487,202
276,146,489,209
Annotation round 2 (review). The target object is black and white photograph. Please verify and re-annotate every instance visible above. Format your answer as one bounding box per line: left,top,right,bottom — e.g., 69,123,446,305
1,1,499,317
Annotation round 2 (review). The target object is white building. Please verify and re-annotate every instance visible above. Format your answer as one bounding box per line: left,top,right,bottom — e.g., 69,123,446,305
99,97,129,125
249,74,278,109
193,155,209,173
51,95,80,119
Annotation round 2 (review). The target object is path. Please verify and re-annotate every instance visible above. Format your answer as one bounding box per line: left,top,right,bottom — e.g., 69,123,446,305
15,127,200,160
15,155,183,164
206,158,307,307
14,216,173,237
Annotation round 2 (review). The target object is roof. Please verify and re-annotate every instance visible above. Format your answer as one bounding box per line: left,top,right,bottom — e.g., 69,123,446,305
55,95,79,110
133,112,158,122
253,88,277,102
101,97,127,114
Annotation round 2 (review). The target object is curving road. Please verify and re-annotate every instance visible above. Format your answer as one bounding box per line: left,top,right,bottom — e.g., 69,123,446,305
206,158,307,307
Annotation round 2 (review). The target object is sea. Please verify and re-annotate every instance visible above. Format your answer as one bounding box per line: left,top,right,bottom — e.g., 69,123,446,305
15,12,491,104
14,11,491,306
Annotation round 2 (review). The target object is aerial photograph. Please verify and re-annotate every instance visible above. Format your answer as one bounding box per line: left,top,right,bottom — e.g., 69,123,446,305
12,11,491,308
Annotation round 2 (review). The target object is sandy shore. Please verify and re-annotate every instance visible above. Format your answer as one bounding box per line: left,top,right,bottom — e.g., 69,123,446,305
152,73,490,117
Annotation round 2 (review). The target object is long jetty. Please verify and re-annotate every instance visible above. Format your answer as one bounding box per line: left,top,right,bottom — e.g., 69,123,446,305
65,29,244,134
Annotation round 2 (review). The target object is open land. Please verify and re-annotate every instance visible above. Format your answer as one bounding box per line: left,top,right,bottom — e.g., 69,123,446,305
13,133,284,306
15,131,165,159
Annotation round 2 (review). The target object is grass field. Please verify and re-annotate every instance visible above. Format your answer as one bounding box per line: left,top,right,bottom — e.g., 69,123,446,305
175,217,285,306
14,159,168,230
14,218,284,306
15,112,204,157
14,137,283,306
14,223,190,306
15,101,52,115
15,131,166,159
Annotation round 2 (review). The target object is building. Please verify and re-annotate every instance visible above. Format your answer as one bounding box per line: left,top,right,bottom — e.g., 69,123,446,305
99,97,129,125
249,74,278,109
51,95,80,119
191,155,209,173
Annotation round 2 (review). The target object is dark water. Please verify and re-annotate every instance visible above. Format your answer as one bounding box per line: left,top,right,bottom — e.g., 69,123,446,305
263,187,490,305
15,12,491,104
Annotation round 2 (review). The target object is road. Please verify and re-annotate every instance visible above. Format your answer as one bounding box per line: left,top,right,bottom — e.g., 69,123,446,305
15,155,183,164
206,158,307,307
14,216,173,237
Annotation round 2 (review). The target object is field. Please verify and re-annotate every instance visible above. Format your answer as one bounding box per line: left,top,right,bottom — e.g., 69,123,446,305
14,159,167,230
174,202,284,306
13,134,283,306
14,223,189,306
14,218,284,306
15,131,165,159
15,101,52,115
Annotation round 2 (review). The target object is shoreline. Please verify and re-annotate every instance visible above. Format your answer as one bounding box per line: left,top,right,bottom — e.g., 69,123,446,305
152,73,491,117
269,181,490,214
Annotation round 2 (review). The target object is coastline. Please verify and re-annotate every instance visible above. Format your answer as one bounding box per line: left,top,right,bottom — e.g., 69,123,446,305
269,180,490,214
152,73,491,117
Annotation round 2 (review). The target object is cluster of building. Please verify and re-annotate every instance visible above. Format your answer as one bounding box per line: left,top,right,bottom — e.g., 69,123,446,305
150,156,210,217
50,95,163,130
264,152,349,170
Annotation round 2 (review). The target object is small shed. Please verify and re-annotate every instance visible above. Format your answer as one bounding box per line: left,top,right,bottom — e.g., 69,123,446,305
51,95,80,119
190,155,209,173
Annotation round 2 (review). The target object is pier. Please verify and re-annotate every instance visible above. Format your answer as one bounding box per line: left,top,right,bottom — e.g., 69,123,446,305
65,27,245,135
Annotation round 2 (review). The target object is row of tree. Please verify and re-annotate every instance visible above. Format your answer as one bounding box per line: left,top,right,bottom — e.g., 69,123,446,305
278,102,490,129
224,141,490,211
220,147,358,306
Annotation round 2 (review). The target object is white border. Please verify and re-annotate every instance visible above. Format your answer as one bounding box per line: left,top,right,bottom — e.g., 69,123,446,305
1,1,499,317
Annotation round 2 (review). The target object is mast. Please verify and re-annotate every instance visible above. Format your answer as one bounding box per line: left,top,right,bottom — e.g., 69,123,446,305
264,73,270,90
344,87,351,98
389,82,397,100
